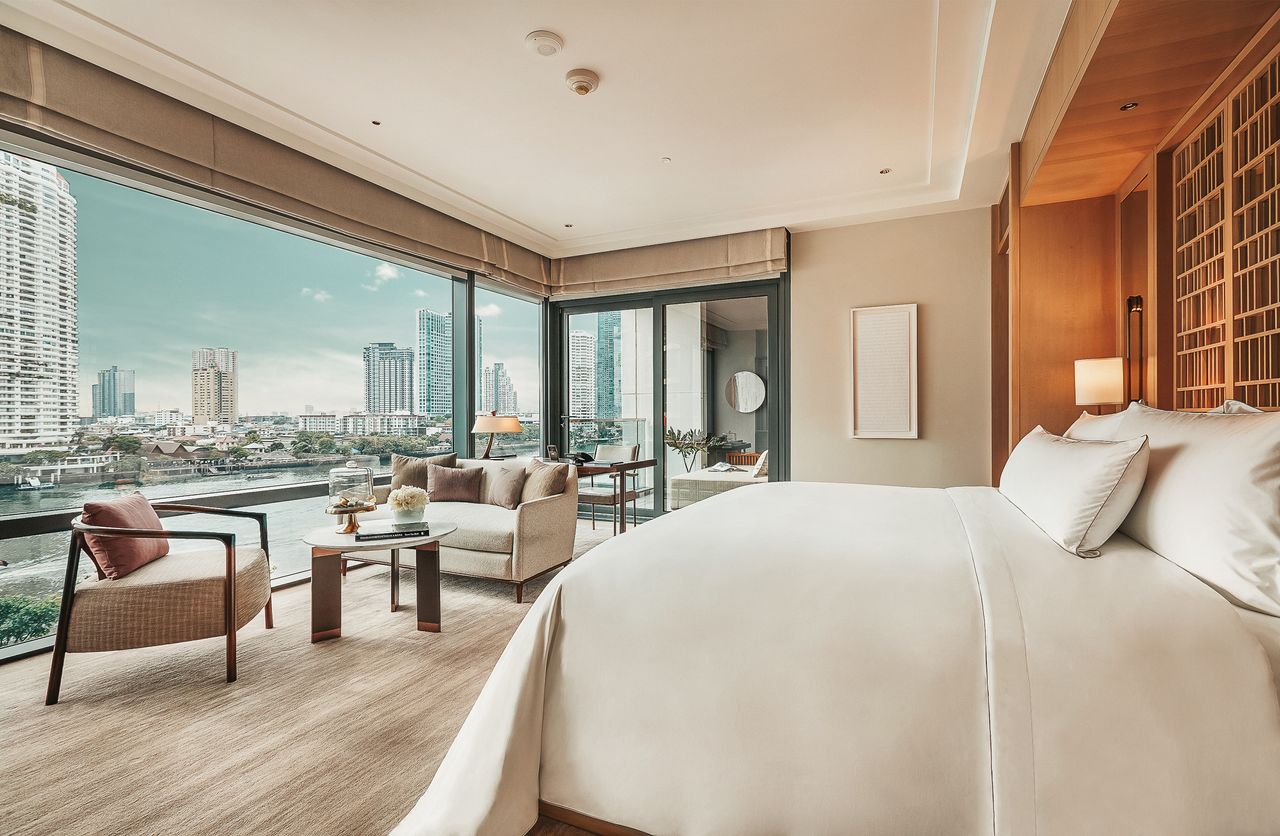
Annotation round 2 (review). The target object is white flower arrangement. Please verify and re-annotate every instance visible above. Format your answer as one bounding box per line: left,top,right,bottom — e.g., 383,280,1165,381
387,485,428,512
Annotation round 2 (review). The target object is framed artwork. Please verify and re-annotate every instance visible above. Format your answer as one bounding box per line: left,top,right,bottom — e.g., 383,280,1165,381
850,303,918,439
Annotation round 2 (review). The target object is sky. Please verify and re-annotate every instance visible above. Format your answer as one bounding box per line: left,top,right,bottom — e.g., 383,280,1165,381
64,168,541,416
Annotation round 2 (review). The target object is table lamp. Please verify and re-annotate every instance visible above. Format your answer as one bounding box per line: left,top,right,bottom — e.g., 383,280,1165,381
1074,357,1124,414
472,411,522,458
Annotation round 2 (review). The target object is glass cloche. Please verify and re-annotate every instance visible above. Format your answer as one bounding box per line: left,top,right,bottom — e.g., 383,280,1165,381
328,460,375,513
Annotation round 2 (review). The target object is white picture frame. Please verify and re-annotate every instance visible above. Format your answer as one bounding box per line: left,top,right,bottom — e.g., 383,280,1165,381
850,303,918,439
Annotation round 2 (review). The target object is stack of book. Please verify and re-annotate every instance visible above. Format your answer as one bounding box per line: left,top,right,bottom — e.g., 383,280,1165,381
354,522,431,542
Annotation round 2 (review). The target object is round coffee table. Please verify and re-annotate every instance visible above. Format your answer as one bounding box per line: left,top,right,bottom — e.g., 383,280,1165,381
303,521,457,642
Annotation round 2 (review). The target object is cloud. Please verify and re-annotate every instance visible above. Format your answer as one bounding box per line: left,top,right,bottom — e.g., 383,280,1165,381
300,288,333,302
363,261,401,291
413,288,428,297
476,302,503,318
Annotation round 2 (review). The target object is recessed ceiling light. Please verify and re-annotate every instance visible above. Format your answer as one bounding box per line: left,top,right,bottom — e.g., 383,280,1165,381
661,156,672,164
525,30,564,57
371,120,381,126
564,223,574,228
1120,102,1139,111
879,167,892,175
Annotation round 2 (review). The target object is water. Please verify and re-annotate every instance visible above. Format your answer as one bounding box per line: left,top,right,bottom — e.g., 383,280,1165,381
0,461,379,603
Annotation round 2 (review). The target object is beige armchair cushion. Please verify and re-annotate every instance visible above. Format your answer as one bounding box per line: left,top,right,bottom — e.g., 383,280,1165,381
484,462,528,509
65,546,270,653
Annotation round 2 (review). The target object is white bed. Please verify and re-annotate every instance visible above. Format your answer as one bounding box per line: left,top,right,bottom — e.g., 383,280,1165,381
394,482,1280,836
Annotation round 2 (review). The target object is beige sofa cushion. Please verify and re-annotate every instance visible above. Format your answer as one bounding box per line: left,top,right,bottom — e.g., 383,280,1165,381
485,462,528,509
424,502,516,553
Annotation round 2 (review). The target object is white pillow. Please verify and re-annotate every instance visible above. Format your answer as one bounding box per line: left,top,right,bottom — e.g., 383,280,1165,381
1064,410,1127,440
999,426,1150,557
1221,399,1263,414
1117,403,1280,615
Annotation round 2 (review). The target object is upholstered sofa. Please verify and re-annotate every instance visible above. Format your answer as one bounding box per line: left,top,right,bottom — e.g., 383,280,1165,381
371,457,578,602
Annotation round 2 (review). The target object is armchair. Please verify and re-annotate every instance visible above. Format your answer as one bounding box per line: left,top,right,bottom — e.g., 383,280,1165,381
46,502,274,705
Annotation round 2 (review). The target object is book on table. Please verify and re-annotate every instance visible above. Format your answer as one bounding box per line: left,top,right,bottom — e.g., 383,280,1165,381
354,522,431,542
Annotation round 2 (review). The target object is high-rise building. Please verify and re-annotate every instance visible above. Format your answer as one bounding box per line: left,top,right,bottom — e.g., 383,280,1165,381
92,366,135,417
569,330,597,419
481,362,518,414
191,347,238,425
595,311,621,420
363,342,414,413
416,309,452,416
475,316,484,408
0,152,78,451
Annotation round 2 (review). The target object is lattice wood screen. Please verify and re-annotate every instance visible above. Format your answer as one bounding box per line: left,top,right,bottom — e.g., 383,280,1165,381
1174,114,1227,410
1173,50,1280,411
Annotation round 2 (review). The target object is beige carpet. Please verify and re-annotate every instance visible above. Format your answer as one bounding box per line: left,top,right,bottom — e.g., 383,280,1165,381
0,522,616,836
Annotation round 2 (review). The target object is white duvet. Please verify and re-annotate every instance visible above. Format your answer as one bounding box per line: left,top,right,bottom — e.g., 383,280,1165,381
395,483,1280,835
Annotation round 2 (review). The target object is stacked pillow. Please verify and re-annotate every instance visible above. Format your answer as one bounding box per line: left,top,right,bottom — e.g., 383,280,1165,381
1063,401,1280,616
999,426,1149,557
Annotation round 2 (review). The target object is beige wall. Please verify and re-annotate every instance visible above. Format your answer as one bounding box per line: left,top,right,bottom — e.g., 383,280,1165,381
790,208,992,487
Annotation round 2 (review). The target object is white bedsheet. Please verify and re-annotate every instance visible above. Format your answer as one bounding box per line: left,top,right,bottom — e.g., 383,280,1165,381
395,483,1280,836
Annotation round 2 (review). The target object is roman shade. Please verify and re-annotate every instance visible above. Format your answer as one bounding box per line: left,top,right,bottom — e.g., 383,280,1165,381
0,27,551,294
550,228,789,297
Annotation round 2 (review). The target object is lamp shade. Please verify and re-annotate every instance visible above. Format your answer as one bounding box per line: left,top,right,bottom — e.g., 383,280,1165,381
1074,357,1124,405
472,414,522,434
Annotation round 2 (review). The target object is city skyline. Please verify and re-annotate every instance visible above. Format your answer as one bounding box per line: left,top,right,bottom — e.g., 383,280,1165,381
60,165,540,418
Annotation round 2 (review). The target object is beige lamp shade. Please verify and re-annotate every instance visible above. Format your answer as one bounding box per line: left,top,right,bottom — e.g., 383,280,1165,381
1074,357,1125,405
472,414,522,434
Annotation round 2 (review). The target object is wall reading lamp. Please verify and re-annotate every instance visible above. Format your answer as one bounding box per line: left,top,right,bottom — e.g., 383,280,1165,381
1125,295,1145,403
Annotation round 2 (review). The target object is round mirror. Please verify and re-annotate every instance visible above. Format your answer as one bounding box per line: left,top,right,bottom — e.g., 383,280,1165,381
726,371,766,413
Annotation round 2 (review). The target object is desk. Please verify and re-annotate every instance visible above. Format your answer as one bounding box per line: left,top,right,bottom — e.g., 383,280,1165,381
568,458,657,533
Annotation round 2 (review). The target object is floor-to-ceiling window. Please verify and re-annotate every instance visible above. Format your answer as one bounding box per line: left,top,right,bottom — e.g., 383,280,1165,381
474,285,542,456
0,144,460,655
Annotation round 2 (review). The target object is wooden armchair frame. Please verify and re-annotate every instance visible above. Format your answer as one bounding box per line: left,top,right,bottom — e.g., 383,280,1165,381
46,504,273,705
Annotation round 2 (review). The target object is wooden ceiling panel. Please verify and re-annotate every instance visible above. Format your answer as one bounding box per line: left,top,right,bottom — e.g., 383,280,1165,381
1023,0,1280,206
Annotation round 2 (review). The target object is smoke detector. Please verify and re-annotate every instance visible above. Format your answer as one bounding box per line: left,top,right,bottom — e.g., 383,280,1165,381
566,69,600,96
525,30,564,57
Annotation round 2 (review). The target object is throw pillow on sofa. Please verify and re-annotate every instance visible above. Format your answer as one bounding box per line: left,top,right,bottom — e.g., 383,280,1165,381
522,458,570,503
486,464,529,510
391,452,457,490
427,463,483,503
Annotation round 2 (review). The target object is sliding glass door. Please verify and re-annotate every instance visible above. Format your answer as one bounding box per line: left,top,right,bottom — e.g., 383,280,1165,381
564,306,656,512
552,279,787,520
663,296,771,510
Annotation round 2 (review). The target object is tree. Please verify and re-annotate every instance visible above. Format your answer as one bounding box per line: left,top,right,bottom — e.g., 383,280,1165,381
267,442,285,452
105,435,142,455
227,446,249,459
243,431,261,444
0,594,60,648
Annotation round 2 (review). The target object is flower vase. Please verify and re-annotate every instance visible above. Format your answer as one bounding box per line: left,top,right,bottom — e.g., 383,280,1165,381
393,508,423,525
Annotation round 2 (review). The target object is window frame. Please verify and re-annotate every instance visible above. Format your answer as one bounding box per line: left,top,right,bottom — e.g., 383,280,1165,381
0,128,545,661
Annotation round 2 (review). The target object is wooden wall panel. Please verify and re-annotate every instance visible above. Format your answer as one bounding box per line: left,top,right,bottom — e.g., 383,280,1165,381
1015,196,1120,438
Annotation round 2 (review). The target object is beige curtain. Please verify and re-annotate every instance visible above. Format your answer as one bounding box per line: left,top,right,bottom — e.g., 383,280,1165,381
550,228,789,298
0,27,551,294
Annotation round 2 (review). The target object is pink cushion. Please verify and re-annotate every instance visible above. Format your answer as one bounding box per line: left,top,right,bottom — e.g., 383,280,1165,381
81,493,169,579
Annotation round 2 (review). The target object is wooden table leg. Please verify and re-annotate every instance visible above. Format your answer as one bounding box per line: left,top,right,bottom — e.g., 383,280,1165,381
311,548,343,642
391,548,400,613
416,542,441,633
615,471,627,534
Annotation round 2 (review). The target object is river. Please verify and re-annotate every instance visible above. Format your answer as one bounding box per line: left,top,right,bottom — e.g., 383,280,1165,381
0,458,385,602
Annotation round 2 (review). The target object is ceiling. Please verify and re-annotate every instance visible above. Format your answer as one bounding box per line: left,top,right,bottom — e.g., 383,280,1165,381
1024,0,1279,205
1,0,1070,258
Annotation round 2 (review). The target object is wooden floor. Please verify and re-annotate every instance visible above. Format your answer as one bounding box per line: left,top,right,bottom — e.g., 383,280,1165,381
0,523,614,836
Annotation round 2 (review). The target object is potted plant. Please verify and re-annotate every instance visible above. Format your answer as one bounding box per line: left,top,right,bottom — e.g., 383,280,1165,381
387,485,428,523
664,427,727,473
